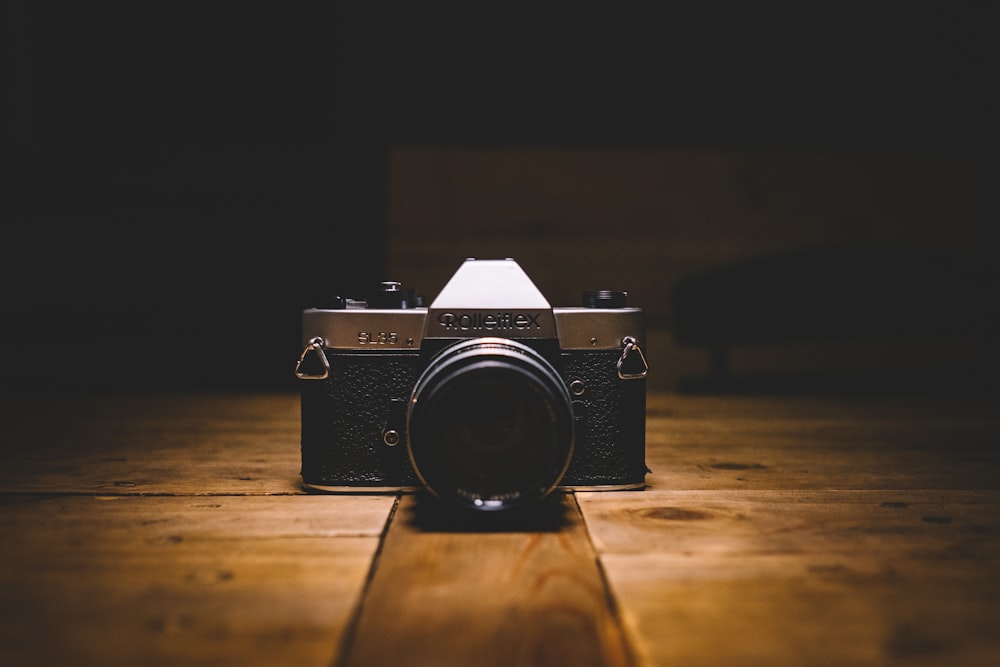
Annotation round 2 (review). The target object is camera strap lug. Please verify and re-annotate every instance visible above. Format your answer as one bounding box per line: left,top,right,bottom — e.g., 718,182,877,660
295,337,330,380
617,336,648,380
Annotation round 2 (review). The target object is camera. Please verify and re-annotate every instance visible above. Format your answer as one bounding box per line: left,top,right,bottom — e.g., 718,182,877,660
295,258,648,511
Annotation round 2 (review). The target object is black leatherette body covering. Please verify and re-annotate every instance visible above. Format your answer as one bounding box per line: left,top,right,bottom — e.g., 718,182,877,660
300,347,646,488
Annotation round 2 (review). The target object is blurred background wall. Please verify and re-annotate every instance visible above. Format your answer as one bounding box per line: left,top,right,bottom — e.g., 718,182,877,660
386,148,990,393
3,2,995,394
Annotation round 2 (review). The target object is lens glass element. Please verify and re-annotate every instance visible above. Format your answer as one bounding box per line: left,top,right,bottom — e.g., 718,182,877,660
407,338,574,511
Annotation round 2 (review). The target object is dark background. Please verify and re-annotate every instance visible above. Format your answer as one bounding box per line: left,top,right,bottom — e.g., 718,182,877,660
3,2,996,393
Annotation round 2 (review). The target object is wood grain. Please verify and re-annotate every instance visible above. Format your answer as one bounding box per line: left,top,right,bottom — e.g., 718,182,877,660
0,393,304,495
579,490,1000,667
0,494,394,667
578,394,1000,666
641,394,1000,491
2,392,998,666
339,493,634,667
0,393,394,667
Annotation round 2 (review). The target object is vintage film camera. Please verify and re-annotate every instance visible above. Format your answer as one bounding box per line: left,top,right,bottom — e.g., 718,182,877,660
295,258,648,511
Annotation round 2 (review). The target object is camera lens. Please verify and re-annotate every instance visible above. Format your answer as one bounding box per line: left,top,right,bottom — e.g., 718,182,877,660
407,338,574,511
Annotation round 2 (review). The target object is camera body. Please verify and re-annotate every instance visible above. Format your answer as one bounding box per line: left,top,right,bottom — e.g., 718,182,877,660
296,258,648,511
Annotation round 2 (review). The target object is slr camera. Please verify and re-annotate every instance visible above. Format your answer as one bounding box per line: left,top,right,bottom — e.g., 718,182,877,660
295,258,648,511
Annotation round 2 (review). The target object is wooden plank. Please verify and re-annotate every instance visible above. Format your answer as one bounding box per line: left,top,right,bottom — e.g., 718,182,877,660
643,395,1000,490
578,489,1000,667
16,391,993,497
580,396,1000,666
2,392,997,667
0,393,305,495
0,494,394,667
340,493,635,667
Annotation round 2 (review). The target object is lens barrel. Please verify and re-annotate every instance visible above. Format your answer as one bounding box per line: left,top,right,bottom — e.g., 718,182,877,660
407,338,575,511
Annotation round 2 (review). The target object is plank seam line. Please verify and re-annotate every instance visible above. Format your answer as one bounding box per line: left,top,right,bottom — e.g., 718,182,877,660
572,491,640,667
333,492,401,667
0,491,307,498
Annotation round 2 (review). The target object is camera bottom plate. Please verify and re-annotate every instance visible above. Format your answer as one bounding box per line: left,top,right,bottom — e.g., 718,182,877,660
301,482,645,494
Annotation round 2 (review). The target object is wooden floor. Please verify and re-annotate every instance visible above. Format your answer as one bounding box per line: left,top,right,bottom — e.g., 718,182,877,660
1,391,998,666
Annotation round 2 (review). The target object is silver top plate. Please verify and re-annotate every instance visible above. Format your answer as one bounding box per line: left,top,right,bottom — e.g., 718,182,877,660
301,260,644,351
302,308,427,349
553,307,645,350
302,306,644,351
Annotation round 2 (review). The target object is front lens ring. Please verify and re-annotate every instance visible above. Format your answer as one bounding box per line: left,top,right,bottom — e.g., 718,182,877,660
407,337,575,511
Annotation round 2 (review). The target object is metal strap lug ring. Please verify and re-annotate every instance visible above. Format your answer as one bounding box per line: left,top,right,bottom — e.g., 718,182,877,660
295,337,330,380
616,336,648,380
